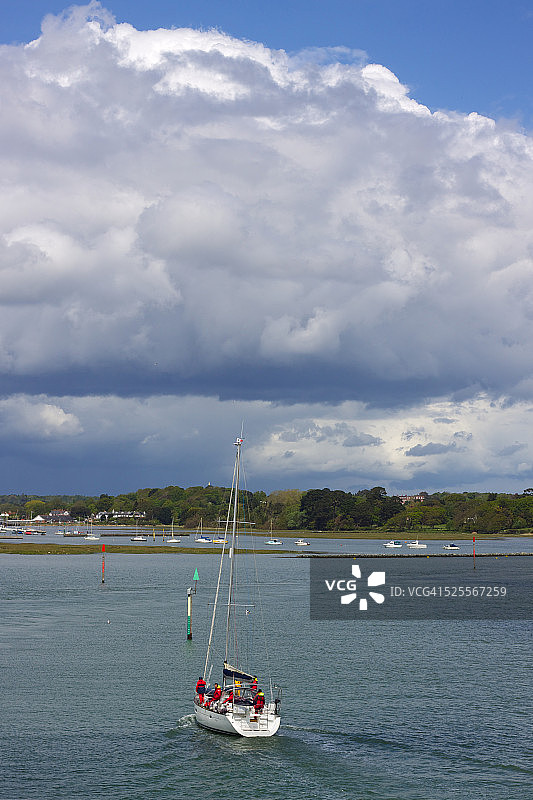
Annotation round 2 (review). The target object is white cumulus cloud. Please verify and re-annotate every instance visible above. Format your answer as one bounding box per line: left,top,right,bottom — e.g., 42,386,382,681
1,4,533,493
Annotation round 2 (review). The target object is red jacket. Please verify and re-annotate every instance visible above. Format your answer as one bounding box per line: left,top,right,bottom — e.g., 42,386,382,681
213,687,222,701
196,679,207,694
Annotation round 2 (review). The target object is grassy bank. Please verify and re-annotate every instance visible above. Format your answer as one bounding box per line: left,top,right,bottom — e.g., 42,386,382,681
0,542,286,555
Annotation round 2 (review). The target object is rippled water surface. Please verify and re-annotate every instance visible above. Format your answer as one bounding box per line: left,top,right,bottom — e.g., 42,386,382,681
1,554,531,799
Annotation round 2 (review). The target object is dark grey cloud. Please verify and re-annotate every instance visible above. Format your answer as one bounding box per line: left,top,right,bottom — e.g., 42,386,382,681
405,442,457,457
497,442,527,457
342,432,382,447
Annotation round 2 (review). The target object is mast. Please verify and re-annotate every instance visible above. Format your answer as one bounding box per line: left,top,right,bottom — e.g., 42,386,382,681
225,437,242,664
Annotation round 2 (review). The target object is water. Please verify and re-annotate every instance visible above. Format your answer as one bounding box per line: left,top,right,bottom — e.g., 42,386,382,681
1,554,531,799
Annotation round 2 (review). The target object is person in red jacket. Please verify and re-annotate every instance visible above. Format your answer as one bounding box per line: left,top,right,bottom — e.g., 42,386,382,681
207,683,222,708
250,676,258,693
253,690,265,713
195,677,207,703
223,690,234,705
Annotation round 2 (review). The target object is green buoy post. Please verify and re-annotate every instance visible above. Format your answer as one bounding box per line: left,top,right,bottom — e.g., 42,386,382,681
187,587,193,640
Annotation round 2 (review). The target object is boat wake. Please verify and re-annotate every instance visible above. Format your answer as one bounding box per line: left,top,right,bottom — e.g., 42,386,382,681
175,713,196,729
282,723,410,752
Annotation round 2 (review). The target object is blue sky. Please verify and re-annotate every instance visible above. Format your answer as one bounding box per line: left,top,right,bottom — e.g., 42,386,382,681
1,1,533,497
3,0,533,128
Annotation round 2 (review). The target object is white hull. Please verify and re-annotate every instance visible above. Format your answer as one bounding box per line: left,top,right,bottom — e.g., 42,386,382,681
194,700,280,737
407,541,427,549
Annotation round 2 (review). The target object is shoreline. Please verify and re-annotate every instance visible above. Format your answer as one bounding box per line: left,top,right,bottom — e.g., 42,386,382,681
1,542,532,556
3,528,531,541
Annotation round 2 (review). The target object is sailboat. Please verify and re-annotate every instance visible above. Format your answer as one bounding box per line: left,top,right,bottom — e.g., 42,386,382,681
130,523,147,542
194,519,212,544
84,519,100,541
265,519,283,546
194,436,282,737
166,518,181,544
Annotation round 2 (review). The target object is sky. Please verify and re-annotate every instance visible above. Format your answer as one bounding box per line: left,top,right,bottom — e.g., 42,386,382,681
1,1,533,497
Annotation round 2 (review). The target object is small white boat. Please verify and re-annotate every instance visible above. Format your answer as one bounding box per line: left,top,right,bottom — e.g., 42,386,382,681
294,539,310,546
383,540,402,548
84,521,99,541
443,543,460,551
166,519,181,543
406,540,427,549
265,539,283,546
195,519,212,544
130,535,147,542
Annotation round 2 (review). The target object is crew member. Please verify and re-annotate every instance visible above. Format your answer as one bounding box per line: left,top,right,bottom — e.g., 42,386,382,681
223,690,234,705
195,677,207,702
207,683,222,708
254,690,265,713
250,676,258,693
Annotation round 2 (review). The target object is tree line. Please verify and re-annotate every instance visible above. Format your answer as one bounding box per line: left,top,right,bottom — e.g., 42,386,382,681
2,486,533,533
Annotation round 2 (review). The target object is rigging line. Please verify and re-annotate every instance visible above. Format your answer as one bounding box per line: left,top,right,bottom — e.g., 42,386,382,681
203,451,238,679
240,462,274,696
225,437,241,663
237,470,252,672
246,528,274,695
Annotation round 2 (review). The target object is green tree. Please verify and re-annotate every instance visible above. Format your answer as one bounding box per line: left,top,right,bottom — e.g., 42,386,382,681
70,500,92,519
152,505,172,524
96,494,114,511
25,500,48,517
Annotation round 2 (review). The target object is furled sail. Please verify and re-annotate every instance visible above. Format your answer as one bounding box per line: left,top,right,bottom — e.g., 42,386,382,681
223,661,255,683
